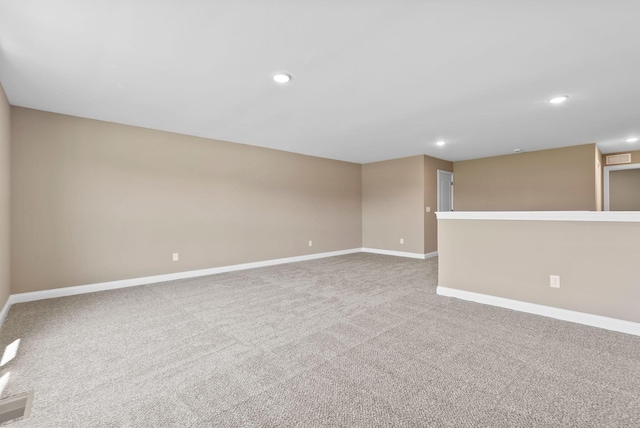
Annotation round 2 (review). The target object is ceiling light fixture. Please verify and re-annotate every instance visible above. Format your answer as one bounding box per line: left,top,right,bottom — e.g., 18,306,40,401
273,73,292,83
548,95,569,104
436,141,446,146
513,149,522,153
626,137,639,143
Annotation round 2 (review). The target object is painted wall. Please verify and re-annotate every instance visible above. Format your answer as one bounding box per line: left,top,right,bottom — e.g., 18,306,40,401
424,155,453,254
0,84,10,309
610,169,640,211
453,144,598,211
438,218,640,323
362,155,424,254
11,107,362,293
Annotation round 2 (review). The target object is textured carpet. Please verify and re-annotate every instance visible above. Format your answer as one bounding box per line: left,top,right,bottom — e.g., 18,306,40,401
0,253,639,427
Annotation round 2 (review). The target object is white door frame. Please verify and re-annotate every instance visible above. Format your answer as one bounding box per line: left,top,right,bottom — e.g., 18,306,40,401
603,163,640,211
437,170,454,212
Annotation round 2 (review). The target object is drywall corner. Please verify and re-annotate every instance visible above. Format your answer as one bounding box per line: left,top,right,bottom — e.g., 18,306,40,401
362,155,425,254
0,82,11,311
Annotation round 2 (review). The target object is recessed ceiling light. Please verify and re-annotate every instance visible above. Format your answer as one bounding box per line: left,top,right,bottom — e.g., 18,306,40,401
273,73,292,83
548,95,569,104
626,137,639,143
513,149,522,153
436,141,446,146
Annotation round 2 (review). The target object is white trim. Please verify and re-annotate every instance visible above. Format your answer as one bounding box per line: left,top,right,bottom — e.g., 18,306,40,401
1,247,436,328
435,211,640,222
361,248,427,259
9,248,361,305
603,163,640,211
436,286,640,337
0,297,11,327
424,251,438,259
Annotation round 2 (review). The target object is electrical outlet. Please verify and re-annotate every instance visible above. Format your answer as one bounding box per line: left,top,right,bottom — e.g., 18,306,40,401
426,206,431,213
550,275,560,288
172,253,179,262
309,240,312,247
400,238,404,244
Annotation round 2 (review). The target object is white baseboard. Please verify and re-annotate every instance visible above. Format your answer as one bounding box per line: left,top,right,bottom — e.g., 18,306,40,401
10,248,362,305
437,286,640,337
362,248,431,260
0,297,11,327
424,251,438,259
2,247,436,327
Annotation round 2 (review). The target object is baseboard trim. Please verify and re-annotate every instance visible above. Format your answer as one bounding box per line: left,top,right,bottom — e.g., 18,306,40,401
10,248,362,305
436,286,640,337
361,248,428,260
3,247,434,323
0,297,11,327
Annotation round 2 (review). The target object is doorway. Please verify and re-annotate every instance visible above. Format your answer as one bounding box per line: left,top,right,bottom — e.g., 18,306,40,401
437,170,454,212
603,164,640,210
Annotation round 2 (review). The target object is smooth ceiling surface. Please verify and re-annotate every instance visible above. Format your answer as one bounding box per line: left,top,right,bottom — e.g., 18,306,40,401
0,0,639,163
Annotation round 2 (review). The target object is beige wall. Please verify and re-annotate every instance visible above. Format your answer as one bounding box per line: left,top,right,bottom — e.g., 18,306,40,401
0,84,10,309
11,107,362,293
610,169,640,211
362,155,424,254
438,219,640,323
454,144,598,211
424,156,453,254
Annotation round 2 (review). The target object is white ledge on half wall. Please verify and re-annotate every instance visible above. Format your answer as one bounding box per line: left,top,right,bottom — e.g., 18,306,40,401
435,211,640,222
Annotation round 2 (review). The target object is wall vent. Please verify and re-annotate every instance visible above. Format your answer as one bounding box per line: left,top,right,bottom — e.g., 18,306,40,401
606,153,631,165
0,392,33,426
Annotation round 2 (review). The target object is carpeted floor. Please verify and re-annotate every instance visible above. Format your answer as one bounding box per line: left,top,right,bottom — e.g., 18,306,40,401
0,253,639,427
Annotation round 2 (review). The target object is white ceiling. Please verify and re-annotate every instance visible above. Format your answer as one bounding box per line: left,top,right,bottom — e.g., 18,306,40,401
1,0,639,164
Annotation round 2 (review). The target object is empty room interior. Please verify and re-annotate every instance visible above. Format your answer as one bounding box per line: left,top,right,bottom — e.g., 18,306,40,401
0,1,639,427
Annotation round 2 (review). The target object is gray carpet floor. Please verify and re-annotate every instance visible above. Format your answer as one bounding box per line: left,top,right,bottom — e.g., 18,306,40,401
0,253,639,427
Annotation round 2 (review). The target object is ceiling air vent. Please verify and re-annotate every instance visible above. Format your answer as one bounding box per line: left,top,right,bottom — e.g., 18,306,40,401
606,154,631,165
